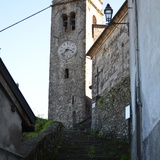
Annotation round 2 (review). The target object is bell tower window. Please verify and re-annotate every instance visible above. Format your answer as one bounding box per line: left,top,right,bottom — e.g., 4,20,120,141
70,12,76,30
65,68,69,78
62,14,68,32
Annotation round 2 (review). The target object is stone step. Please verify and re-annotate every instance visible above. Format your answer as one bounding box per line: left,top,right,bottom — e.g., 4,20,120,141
61,131,111,142
55,154,120,160
55,130,130,159
58,148,127,158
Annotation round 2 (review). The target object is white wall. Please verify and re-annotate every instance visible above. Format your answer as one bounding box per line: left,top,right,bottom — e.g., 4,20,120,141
129,0,160,159
129,0,160,140
138,0,160,140
86,0,103,52
86,0,103,98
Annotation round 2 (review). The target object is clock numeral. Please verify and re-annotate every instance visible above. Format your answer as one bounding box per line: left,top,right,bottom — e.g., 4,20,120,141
67,41,70,46
72,46,76,50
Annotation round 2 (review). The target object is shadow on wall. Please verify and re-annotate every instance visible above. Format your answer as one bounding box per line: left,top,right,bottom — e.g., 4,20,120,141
85,96,92,118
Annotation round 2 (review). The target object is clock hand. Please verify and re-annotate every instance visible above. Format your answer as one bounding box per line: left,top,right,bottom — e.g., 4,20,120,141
65,49,69,52
65,49,74,54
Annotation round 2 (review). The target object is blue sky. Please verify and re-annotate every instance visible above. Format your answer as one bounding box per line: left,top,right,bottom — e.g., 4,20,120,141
0,0,125,118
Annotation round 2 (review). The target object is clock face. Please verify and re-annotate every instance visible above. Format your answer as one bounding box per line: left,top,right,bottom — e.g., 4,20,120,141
58,40,77,60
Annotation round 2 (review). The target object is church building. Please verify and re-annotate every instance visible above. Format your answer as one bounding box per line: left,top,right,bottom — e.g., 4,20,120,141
87,1,130,138
48,0,103,128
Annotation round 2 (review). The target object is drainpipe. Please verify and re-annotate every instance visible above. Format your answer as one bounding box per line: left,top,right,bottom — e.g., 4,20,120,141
134,0,142,159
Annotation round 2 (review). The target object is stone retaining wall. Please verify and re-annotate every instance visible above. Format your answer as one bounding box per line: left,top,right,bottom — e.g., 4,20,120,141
92,77,131,138
20,122,63,160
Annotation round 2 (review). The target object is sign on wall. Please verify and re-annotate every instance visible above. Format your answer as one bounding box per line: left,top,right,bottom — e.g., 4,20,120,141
125,105,130,120
92,102,96,109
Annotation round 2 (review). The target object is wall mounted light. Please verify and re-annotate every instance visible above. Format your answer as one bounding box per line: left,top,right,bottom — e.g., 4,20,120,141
104,4,113,24
104,3,129,33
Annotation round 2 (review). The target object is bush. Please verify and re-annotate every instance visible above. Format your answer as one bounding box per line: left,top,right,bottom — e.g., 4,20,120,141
120,154,130,160
22,117,54,140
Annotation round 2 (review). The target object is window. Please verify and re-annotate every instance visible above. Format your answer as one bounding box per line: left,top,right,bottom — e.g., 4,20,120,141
62,12,76,31
62,14,68,32
64,68,69,78
72,96,74,104
70,12,76,30
72,111,76,126
92,15,97,24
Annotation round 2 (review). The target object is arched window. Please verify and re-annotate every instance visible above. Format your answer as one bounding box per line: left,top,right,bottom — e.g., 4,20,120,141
64,68,69,78
70,12,76,30
92,15,97,24
62,14,68,32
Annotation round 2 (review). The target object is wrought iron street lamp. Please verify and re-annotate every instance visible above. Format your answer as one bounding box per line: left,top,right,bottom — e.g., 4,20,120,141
104,4,113,24
104,3,129,33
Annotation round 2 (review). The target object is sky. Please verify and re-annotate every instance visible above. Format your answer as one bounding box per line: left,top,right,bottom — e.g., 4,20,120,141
0,0,125,118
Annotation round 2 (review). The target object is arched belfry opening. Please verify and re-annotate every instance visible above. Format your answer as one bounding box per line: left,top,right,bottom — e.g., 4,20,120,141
70,12,76,30
92,15,97,24
62,14,68,32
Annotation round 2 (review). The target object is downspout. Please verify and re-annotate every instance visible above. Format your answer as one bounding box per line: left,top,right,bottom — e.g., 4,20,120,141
134,0,142,159
135,0,142,107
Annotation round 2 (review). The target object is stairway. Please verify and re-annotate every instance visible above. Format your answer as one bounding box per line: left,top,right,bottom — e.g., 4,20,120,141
55,130,130,160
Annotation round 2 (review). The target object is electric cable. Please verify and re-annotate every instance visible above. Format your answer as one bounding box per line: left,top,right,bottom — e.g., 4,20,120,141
0,5,51,33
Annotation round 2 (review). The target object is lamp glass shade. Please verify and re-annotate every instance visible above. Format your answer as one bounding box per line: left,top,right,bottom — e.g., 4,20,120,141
104,4,113,23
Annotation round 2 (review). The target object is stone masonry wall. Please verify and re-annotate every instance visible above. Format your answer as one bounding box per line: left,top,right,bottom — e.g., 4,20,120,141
92,77,131,138
91,11,130,138
92,24,129,101
49,0,86,128
20,122,63,160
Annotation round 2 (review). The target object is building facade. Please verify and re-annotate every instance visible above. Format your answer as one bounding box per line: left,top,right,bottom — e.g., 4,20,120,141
0,58,36,159
128,0,160,159
48,0,103,128
87,1,130,138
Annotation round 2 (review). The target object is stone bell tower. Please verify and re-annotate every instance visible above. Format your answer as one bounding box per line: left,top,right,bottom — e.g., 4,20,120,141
48,0,103,128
